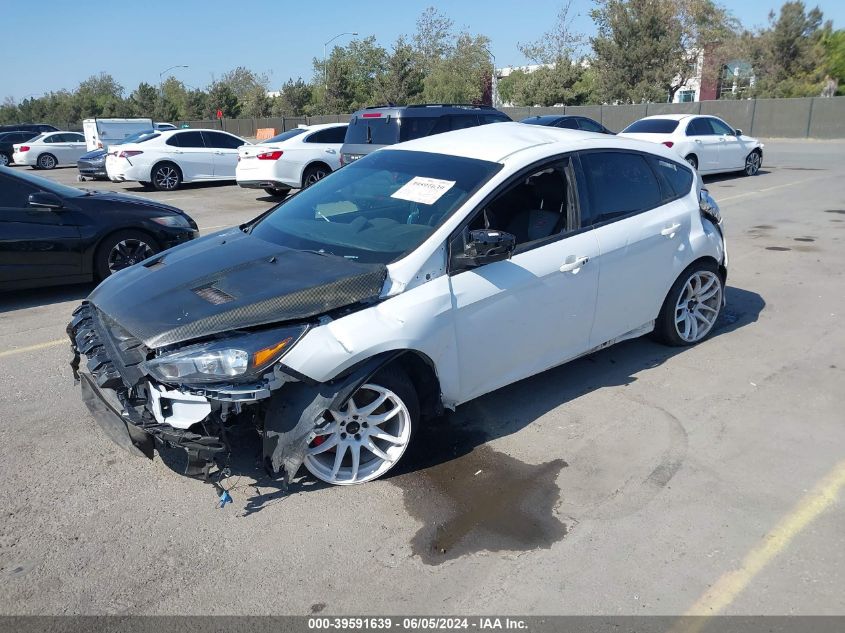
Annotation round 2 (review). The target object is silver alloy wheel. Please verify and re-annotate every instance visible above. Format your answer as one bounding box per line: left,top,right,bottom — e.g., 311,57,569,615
38,154,56,169
0,153,9,166
674,270,722,343
154,165,179,190
304,168,328,187
303,383,412,485
745,151,761,176
107,238,154,274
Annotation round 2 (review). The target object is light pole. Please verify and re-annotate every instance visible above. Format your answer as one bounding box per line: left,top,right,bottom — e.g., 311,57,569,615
323,32,358,91
482,45,499,108
159,65,189,93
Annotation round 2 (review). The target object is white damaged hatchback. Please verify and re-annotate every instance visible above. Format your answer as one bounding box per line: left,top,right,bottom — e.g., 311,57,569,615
69,122,726,487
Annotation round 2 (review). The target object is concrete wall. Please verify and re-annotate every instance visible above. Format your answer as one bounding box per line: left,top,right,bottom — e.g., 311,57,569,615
175,96,845,139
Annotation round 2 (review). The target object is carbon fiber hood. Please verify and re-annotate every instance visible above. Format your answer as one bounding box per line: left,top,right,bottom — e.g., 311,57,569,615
87,228,387,349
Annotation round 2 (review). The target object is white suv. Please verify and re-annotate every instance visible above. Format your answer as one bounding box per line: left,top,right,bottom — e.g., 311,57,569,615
70,123,727,488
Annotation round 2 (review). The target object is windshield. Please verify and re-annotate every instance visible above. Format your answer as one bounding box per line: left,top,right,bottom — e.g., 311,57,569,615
622,119,680,134
11,168,87,197
261,128,307,144
249,149,501,264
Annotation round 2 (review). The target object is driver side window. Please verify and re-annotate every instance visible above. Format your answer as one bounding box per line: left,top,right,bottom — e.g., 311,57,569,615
451,157,576,261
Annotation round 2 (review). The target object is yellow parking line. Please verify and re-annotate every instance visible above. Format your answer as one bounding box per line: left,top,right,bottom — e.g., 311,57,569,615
717,177,820,203
671,459,845,632
0,338,66,358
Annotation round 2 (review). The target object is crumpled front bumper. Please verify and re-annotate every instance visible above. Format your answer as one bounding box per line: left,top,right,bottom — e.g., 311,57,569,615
68,302,229,474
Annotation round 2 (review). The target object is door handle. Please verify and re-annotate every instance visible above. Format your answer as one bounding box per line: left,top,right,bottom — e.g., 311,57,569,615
559,256,589,273
214,151,224,155
694,139,702,144
660,223,682,238
325,148,336,154
173,150,183,154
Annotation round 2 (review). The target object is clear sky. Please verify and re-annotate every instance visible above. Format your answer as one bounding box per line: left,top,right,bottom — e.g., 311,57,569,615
2,0,843,101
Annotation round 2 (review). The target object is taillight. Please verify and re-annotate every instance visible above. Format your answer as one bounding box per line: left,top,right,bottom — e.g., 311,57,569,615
19,145,30,152
662,141,674,148
118,150,143,158
257,150,283,160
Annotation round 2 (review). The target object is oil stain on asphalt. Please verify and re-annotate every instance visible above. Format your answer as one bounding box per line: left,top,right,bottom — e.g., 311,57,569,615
390,420,568,565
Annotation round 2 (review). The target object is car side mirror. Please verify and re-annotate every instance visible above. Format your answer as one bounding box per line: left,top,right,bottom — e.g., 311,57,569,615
28,191,63,210
454,228,516,269
734,129,742,136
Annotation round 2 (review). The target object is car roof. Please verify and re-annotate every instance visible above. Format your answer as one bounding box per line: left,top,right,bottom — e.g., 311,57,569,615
301,122,348,131
390,121,658,164
350,103,505,118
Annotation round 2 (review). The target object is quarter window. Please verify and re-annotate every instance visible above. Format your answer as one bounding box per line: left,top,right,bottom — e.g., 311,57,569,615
305,126,347,143
0,175,36,207
42,135,60,144
556,119,579,129
648,156,694,201
577,118,605,133
578,151,662,225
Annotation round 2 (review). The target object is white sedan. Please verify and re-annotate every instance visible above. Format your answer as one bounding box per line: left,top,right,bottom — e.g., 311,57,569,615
619,114,764,176
13,131,87,169
236,123,347,199
105,128,249,191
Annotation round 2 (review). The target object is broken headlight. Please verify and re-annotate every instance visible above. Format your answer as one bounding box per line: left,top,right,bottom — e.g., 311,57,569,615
143,324,308,385
699,188,721,224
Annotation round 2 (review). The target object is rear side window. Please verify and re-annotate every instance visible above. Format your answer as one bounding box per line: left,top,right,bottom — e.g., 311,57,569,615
480,113,511,124
686,118,713,136
42,135,60,143
202,131,243,149
622,119,680,134
167,131,205,148
305,126,347,143
578,151,662,225
577,118,605,133
648,156,694,201
556,119,579,129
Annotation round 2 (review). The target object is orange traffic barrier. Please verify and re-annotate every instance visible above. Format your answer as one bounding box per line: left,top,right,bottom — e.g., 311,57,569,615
256,128,276,140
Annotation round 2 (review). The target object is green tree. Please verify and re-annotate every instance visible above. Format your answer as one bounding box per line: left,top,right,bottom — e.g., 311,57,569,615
207,81,241,118
130,82,158,117
317,36,388,112
241,84,271,117
184,89,209,119
376,36,424,105
591,0,735,103
752,1,830,97
822,29,845,93
271,78,313,116
422,33,492,104
413,7,455,74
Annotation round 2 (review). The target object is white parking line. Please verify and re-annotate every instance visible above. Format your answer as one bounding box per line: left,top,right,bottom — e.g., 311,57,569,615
716,176,823,203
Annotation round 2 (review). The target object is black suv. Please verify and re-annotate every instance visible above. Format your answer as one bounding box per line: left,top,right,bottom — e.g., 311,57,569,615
340,104,511,165
0,123,60,135
0,130,38,166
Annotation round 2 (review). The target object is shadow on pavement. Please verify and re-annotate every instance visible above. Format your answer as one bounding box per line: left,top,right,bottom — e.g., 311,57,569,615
0,282,94,314
202,285,764,514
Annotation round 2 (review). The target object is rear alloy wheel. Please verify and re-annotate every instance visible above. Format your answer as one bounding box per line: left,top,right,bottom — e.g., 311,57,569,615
95,230,159,279
37,153,57,170
302,165,329,188
303,370,417,485
654,261,723,346
744,150,761,176
152,163,182,191
0,153,10,167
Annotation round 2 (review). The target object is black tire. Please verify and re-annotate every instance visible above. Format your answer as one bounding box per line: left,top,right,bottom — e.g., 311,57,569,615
139,180,153,189
151,162,182,191
0,152,10,167
744,149,762,176
685,154,698,170
653,260,723,347
302,164,330,189
263,187,290,200
94,230,160,280
37,153,57,170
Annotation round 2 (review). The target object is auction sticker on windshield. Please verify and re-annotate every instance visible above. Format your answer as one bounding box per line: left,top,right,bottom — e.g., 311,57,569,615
391,176,456,205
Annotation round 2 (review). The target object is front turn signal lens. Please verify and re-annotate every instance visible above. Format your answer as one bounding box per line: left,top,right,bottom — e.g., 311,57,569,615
252,337,294,368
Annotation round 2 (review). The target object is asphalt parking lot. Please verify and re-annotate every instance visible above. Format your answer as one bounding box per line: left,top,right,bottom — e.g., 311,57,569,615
1,139,843,617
